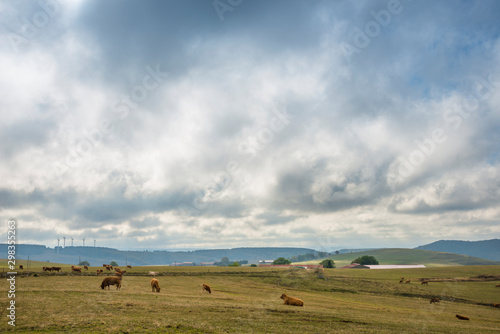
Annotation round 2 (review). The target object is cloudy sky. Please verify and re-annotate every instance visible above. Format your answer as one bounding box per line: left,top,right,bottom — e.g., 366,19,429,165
1,0,500,252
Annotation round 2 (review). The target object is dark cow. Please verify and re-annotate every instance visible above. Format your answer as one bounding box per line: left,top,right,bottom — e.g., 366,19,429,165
430,298,440,304
100,276,122,290
421,281,429,285
19,265,24,270
202,284,211,294
51,266,61,272
127,265,132,269
456,314,469,320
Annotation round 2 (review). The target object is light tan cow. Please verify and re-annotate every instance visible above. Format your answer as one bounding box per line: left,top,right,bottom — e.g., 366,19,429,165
151,278,161,292
280,293,303,306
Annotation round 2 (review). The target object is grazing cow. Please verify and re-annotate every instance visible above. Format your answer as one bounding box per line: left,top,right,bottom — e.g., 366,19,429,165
83,265,89,270
42,266,49,271
151,278,161,292
492,303,500,308
400,277,404,280
103,264,107,267
96,269,103,275
430,298,440,304
115,267,122,273
100,276,122,290
148,271,159,276
105,265,111,271
456,314,469,320
496,284,500,288
421,281,429,285
405,280,411,284
19,265,24,270
71,266,82,273
280,293,304,307
202,284,211,294
121,270,126,274
51,267,61,272
127,265,132,269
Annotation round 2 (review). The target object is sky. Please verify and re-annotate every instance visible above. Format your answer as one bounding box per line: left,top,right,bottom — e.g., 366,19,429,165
1,0,500,252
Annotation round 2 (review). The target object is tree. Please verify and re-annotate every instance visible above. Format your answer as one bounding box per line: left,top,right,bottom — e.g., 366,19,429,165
351,255,379,265
335,250,340,255
273,257,291,265
220,257,230,266
110,261,118,267
250,264,257,267
229,262,240,267
319,259,335,268
79,261,90,266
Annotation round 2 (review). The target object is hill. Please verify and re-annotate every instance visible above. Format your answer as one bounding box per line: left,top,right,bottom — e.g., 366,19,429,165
415,239,500,261
0,243,318,266
308,248,500,267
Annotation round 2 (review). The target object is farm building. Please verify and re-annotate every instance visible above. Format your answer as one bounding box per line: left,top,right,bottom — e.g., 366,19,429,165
258,264,324,269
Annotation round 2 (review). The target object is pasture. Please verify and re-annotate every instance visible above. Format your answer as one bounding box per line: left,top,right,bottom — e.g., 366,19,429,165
1,263,499,333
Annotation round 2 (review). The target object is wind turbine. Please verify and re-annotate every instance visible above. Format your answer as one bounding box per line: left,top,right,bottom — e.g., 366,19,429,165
71,237,74,246
57,237,60,247
63,236,66,248
82,237,85,247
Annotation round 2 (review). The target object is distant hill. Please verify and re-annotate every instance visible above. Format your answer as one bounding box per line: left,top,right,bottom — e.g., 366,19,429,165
309,248,500,267
415,239,500,261
0,244,318,266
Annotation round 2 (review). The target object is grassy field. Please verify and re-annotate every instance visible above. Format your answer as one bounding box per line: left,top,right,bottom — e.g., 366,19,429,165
303,248,500,268
1,262,499,333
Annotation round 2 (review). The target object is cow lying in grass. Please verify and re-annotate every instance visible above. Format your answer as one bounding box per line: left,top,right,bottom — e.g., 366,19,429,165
405,280,411,284
456,314,469,320
430,298,440,304
151,278,161,292
280,293,304,306
202,284,211,294
421,281,429,285
101,276,122,290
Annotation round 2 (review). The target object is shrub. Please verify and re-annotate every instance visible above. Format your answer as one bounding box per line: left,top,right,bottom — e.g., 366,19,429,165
319,259,335,268
273,257,291,265
351,255,379,265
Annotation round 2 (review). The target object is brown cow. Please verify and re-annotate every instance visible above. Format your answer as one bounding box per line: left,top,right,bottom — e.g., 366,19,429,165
202,284,211,294
151,278,161,292
103,264,107,267
71,266,82,273
492,303,500,308
456,314,469,320
280,293,304,306
115,267,122,273
421,281,429,285
51,267,61,272
105,265,111,271
127,265,132,269
19,265,24,270
399,279,404,283
496,284,500,288
100,276,122,290
83,265,89,270
405,280,411,284
96,269,103,275
430,298,440,304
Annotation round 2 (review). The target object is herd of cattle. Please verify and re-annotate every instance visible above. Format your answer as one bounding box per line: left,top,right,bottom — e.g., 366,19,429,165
17,265,500,315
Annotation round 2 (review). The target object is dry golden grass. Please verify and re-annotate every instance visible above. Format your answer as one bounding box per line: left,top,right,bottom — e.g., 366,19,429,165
1,265,499,333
